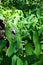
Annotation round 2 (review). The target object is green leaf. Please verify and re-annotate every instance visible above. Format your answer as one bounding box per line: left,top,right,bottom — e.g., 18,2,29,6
5,27,12,44
6,43,17,57
12,55,17,65
24,60,28,65
0,40,6,51
17,57,23,65
0,14,5,20
12,55,23,65
33,29,41,55
25,41,34,55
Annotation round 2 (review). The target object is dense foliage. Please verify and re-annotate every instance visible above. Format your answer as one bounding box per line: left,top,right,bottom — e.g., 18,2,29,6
0,0,43,65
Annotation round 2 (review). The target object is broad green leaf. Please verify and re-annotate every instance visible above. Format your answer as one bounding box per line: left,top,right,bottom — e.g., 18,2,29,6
5,27,12,44
12,55,23,65
0,40,6,52
17,57,23,65
25,41,34,55
33,29,41,55
12,55,17,65
6,31,22,57
24,60,28,65
0,14,4,20
6,43,17,57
